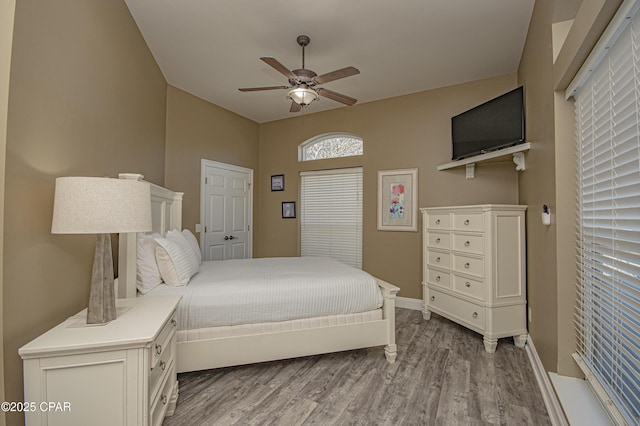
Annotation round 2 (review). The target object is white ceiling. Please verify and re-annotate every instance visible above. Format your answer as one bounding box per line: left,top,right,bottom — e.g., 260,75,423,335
124,0,535,123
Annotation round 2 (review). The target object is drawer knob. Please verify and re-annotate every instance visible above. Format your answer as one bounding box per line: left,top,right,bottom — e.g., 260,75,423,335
436,257,441,263
465,241,470,246
473,312,478,318
436,238,441,243
436,275,441,281
465,282,471,288
160,360,166,371
171,319,177,327
431,296,435,301
464,262,470,268
436,219,440,224
161,394,168,405
155,344,162,355
464,219,470,225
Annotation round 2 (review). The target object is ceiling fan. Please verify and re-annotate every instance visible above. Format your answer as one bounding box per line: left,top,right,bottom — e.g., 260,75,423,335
239,35,360,113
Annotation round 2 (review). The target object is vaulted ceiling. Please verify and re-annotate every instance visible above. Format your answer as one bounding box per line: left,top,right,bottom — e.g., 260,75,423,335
124,0,536,123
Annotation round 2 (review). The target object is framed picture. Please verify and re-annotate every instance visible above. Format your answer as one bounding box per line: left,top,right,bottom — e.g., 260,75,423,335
271,174,284,191
377,168,418,232
282,201,296,219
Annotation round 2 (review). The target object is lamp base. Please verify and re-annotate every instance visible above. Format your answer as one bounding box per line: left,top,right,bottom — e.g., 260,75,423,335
87,233,116,324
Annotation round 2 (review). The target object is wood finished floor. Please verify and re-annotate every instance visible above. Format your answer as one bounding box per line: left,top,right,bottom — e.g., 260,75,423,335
163,309,551,426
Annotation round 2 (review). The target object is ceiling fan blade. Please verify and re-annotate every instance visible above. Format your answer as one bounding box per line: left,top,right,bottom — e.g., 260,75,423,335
260,57,297,80
290,101,302,113
316,88,357,106
314,66,360,84
238,85,289,92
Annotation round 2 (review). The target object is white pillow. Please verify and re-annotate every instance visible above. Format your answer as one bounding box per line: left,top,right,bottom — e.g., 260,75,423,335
136,233,162,294
155,231,199,286
181,229,202,264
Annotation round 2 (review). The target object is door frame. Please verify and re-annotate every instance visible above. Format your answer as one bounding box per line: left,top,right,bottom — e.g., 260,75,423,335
200,159,254,259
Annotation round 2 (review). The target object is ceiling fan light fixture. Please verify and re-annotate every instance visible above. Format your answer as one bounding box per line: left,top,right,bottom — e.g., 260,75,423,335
288,86,318,106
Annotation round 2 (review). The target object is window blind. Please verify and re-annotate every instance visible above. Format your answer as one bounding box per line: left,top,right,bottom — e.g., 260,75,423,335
573,2,640,423
300,168,363,269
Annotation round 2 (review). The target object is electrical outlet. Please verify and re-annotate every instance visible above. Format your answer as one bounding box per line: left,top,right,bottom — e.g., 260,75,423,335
195,224,202,232
528,307,532,322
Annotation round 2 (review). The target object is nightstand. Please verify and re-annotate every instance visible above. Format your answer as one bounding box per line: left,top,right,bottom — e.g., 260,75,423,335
19,295,181,426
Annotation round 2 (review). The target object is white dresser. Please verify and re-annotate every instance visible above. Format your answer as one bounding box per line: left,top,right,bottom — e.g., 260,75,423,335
19,296,181,426
420,205,527,353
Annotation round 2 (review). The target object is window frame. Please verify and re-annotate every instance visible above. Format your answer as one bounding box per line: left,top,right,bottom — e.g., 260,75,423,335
298,132,363,162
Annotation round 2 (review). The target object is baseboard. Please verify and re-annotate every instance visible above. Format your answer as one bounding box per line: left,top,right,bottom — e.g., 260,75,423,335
395,296,422,311
525,336,568,426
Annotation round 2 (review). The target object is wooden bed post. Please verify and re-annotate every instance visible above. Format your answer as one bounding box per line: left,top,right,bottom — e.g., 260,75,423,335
377,279,400,363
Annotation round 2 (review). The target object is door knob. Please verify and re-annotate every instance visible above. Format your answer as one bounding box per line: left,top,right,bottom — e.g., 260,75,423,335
224,236,236,241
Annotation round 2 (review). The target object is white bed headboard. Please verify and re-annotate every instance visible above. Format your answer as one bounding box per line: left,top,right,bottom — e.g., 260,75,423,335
117,173,184,299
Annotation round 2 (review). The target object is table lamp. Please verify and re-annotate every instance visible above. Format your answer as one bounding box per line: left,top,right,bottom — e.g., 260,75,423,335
51,176,152,324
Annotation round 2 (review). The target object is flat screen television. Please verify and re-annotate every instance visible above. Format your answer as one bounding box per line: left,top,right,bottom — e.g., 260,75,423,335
451,86,525,161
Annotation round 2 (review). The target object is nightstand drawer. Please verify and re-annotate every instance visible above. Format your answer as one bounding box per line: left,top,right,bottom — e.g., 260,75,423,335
453,254,484,278
428,289,485,331
150,359,175,426
453,275,484,301
149,333,175,404
151,312,177,369
427,268,450,289
427,251,451,269
453,213,483,232
427,213,451,229
427,232,451,249
452,234,484,255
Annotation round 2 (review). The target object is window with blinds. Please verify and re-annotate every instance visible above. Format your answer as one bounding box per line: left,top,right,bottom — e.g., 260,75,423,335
573,2,640,423
300,168,363,269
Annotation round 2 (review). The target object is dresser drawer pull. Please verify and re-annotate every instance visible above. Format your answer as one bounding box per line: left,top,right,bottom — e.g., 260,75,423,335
436,238,441,243
171,319,177,327
431,296,435,301
465,241,470,246
155,344,162,355
472,312,478,318
465,282,471,288
436,219,440,224
436,257,441,263
436,275,441,281
464,219,470,225
161,394,168,405
464,262,470,268
160,360,166,371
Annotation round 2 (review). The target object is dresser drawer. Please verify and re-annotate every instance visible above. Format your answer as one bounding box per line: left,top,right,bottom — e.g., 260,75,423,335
452,233,484,255
427,251,451,269
427,232,451,249
151,312,177,369
149,333,175,404
150,359,175,426
427,213,451,230
428,289,485,331
427,268,450,289
453,213,484,232
453,254,484,278
453,275,484,301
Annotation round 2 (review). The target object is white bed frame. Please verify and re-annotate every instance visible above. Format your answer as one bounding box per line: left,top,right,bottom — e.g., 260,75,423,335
117,173,399,373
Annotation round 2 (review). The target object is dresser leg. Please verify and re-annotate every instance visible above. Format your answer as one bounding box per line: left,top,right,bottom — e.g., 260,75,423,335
513,334,528,348
483,336,498,353
384,344,397,363
422,309,432,320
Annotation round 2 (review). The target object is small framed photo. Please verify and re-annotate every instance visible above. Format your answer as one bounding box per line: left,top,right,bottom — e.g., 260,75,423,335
377,168,418,232
271,174,284,191
282,201,296,219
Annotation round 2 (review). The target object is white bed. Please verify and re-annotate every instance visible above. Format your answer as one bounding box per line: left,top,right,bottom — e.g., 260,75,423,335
117,173,399,373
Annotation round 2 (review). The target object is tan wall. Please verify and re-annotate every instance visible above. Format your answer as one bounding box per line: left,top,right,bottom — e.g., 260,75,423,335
258,75,520,299
517,0,559,372
4,1,166,423
0,2,16,425
164,86,260,248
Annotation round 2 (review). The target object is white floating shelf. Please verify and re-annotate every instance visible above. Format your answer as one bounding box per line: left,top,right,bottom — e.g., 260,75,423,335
437,143,531,179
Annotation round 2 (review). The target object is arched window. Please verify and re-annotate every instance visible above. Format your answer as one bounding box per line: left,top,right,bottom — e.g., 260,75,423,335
299,133,363,161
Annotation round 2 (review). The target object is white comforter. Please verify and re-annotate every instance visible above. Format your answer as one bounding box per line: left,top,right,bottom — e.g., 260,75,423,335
145,257,383,330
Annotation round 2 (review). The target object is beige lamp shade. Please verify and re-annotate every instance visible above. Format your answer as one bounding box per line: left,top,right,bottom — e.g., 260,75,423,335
51,177,152,234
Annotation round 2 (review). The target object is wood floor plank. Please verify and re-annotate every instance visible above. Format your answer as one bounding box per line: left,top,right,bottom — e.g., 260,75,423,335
162,309,551,425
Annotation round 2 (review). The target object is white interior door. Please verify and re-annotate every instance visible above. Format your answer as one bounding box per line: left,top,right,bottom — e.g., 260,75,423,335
200,160,253,261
